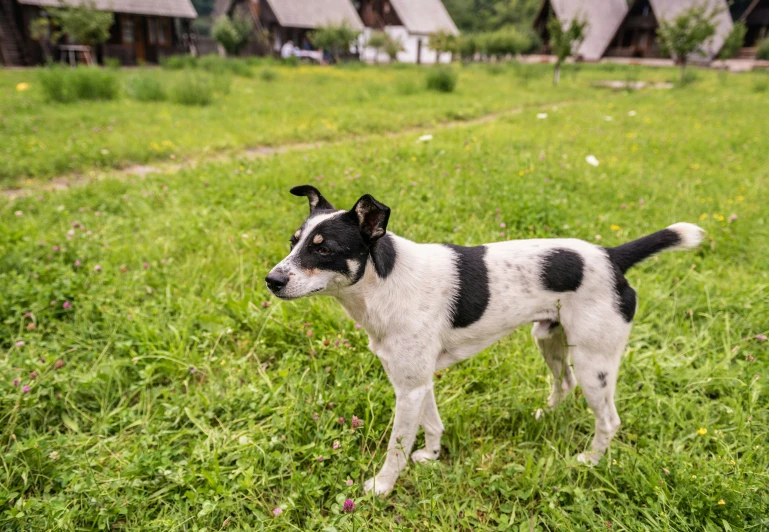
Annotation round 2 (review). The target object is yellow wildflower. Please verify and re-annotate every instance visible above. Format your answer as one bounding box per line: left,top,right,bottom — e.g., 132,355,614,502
698,427,707,435
16,82,30,92
718,500,725,505
610,224,621,231
699,213,708,221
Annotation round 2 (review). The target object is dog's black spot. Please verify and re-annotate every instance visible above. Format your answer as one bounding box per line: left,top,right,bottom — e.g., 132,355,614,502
607,259,636,322
597,371,607,388
371,234,397,278
444,244,490,328
606,228,681,273
540,249,584,292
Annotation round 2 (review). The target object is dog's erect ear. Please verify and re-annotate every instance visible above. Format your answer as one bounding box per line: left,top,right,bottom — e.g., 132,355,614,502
351,194,390,242
290,185,334,213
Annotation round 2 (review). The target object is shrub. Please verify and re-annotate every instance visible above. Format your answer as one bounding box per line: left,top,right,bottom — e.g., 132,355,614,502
104,57,120,69
429,29,458,56
657,4,719,83
38,65,119,102
125,75,166,102
160,55,198,70
212,13,252,56
458,34,478,61
171,74,215,106
384,36,404,62
426,67,458,93
259,68,277,82
198,54,253,77
548,13,587,85
719,22,747,60
757,39,769,60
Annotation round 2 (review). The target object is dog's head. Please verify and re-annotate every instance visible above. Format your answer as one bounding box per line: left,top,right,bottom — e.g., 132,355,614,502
265,185,390,299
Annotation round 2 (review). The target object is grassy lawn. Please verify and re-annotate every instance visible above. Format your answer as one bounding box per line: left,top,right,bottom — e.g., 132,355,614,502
2,62,677,185
1,64,768,530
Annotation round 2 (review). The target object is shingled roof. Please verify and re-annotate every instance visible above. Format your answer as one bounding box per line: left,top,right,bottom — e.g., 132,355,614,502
18,0,197,18
647,0,734,59
535,0,629,61
388,0,459,35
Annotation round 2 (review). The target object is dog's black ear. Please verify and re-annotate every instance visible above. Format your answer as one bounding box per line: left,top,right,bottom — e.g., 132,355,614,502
290,185,334,213
351,194,390,242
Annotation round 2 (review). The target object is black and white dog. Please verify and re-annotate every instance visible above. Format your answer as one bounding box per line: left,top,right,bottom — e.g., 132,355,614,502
266,185,704,495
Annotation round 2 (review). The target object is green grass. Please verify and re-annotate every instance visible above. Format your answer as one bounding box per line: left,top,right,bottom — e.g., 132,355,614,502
1,64,768,530
2,62,677,184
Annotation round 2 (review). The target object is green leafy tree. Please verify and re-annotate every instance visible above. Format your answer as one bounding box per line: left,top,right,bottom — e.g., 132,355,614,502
212,13,252,56
310,23,361,63
384,35,404,62
429,30,458,60
48,0,113,48
458,33,478,62
29,16,60,63
481,27,531,61
657,4,719,84
547,14,587,85
367,31,388,63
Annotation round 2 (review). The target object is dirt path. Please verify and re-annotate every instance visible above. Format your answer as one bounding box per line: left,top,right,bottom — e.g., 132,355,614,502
1,99,579,200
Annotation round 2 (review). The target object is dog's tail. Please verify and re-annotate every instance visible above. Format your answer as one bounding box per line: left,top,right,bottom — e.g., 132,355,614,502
606,222,705,274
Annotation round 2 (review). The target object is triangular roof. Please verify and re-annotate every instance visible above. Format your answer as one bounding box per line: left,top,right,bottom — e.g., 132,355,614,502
388,0,459,35
263,0,364,30
535,0,629,61
18,0,197,18
647,0,733,59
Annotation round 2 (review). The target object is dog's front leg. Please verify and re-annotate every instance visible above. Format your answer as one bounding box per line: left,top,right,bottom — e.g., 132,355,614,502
364,382,432,496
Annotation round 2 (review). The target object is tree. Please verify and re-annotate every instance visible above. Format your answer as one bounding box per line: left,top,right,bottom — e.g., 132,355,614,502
429,30,458,61
656,4,719,84
366,31,389,64
310,23,361,63
384,35,404,63
29,16,60,63
212,13,252,56
547,13,587,85
48,0,113,48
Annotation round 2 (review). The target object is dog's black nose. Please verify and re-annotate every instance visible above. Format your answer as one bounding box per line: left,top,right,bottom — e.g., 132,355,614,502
265,271,289,292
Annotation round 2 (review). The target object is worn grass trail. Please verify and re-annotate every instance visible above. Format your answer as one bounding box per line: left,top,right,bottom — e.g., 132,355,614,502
1,66,768,530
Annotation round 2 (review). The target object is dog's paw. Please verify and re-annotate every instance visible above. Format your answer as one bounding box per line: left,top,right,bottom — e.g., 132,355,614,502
575,450,603,466
411,448,440,463
363,475,395,496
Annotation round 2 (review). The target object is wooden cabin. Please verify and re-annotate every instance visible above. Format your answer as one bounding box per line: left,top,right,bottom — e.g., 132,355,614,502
358,0,459,64
0,0,197,66
739,0,769,55
533,0,628,61
605,0,733,61
214,0,365,57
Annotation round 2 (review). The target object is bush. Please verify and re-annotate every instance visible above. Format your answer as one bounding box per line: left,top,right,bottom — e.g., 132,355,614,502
310,22,361,62
104,57,120,69
125,74,166,102
38,65,119,103
212,13,252,56
198,54,253,77
426,67,458,93
260,68,278,82
160,55,198,70
757,39,769,60
171,74,215,106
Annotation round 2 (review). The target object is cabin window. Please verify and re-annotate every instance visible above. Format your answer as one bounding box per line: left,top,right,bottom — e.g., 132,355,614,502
148,19,169,46
122,18,135,44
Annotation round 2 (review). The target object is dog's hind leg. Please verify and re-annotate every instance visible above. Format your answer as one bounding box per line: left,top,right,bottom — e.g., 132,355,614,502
411,387,444,463
533,321,577,410
568,326,629,465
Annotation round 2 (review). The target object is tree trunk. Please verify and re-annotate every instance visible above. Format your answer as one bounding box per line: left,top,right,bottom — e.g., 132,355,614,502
680,61,686,84
553,61,561,85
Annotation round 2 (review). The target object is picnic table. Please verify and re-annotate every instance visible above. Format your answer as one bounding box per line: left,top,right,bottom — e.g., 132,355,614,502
60,45,94,67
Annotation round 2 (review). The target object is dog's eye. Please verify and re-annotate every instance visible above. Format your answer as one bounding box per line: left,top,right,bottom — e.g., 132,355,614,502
316,245,331,255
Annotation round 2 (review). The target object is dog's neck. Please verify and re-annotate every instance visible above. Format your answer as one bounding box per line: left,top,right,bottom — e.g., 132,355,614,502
332,233,409,342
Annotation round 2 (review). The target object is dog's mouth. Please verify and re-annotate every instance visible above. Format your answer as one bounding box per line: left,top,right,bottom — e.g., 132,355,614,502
273,287,323,300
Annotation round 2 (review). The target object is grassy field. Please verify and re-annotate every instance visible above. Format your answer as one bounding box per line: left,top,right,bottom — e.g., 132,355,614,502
0,61,679,184
1,63,768,530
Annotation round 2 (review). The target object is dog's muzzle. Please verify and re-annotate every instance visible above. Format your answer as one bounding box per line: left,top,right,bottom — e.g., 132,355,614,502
265,271,289,293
